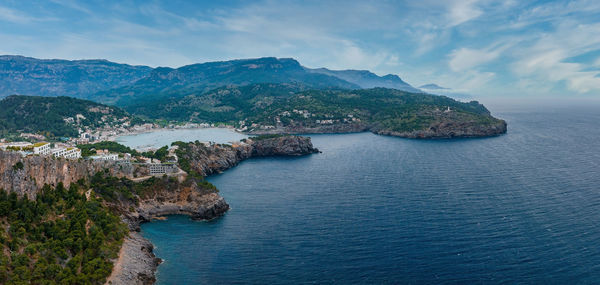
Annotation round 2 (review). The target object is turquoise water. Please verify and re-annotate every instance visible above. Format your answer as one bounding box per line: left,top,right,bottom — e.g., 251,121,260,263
141,104,600,284
115,128,247,150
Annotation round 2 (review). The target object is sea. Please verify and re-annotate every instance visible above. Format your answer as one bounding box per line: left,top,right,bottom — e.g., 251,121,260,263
119,102,600,284
115,127,248,150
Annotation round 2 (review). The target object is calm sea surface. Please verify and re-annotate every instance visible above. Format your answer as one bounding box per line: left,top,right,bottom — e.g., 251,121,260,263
141,104,600,284
116,128,247,150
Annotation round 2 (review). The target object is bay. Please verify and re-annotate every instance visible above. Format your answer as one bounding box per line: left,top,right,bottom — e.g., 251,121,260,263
142,104,600,284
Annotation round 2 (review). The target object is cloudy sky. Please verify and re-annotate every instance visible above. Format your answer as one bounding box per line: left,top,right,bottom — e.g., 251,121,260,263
0,0,599,97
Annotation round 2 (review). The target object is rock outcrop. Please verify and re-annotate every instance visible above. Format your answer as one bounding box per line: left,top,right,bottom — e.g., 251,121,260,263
251,118,507,139
372,119,508,139
249,124,368,136
177,135,319,176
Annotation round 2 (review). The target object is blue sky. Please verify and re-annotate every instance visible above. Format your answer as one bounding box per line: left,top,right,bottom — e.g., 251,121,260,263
0,0,599,97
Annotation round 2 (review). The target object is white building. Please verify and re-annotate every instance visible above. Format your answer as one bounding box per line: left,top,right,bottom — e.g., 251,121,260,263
52,148,67,157
64,148,81,159
52,147,81,159
149,164,176,175
33,143,51,155
90,153,119,161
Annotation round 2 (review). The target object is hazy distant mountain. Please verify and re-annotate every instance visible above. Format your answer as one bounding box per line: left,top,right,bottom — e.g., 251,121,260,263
94,57,360,105
0,55,152,98
419,83,472,101
307,68,420,93
419,83,449,90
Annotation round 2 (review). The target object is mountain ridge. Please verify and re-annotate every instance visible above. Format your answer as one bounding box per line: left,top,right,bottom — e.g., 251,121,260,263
0,55,425,104
0,55,152,98
307,67,420,93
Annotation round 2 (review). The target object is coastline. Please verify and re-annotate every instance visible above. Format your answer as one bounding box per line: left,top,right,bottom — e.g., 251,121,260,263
105,191,230,285
103,135,319,284
106,232,161,285
248,120,508,139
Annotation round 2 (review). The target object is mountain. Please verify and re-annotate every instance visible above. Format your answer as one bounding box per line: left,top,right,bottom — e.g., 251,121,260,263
124,83,306,122
127,83,506,138
0,55,152,98
419,83,472,100
0,95,135,138
92,57,360,106
0,55,428,106
307,68,421,93
419,83,449,90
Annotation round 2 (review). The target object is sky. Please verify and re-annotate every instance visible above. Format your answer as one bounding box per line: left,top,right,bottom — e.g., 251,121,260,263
0,0,599,98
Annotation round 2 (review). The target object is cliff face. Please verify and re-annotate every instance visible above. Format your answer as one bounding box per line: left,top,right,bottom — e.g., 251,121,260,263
109,176,230,230
373,119,508,139
178,135,319,176
251,118,507,139
0,151,138,198
0,136,319,285
250,124,368,136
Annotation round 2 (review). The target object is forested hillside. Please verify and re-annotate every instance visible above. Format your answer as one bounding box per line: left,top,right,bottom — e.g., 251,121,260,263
0,183,127,284
0,95,134,138
122,83,505,137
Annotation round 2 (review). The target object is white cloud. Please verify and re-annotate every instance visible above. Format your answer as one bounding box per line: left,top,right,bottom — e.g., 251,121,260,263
49,0,93,15
447,0,483,27
509,21,600,94
0,6,34,24
514,50,600,93
449,47,500,72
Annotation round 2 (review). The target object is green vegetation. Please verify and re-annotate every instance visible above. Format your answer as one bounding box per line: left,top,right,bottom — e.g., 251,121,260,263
90,171,217,204
11,162,23,171
124,83,304,122
0,182,127,284
78,141,172,162
171,141,197,176
90,171,182,203
122,84,503,134
77,141,139,158
92,57,358,106
0,95,133,138
141,146,170,162
250,134,286,141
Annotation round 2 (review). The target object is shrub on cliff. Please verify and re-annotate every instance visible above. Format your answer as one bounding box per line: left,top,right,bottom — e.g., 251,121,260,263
11,162,23,171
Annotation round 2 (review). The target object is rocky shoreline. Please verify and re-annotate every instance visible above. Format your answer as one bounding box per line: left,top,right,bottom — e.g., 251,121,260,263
248,119,507,139
106,192,229,285
104,135,319,284
0,135,319,285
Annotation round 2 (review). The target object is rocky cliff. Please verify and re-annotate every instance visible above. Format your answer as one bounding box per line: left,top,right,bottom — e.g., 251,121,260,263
0,151,139,198
0,135,319,285
176,135,319,176
372,118,508,139
251,117,507,139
